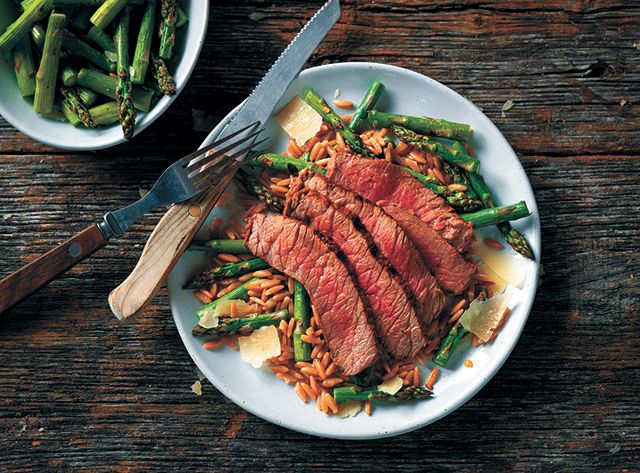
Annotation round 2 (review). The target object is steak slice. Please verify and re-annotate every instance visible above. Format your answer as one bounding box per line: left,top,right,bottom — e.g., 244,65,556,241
288,190,426,359
381,202,477,295
244,213,378,375
325,153,475,252
294,170,445,326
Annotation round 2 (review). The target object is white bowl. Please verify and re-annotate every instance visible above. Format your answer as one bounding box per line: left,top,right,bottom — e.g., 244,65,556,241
0,0,208,150
167,62,541,439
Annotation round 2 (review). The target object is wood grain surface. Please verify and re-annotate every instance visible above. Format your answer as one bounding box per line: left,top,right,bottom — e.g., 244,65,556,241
1,1,639,471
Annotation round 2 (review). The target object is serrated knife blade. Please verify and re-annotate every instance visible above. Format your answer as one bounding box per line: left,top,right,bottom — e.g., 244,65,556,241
108,0,341,320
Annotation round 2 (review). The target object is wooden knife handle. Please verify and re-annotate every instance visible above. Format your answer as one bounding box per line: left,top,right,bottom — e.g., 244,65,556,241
0,224,108,315
108,175,233,320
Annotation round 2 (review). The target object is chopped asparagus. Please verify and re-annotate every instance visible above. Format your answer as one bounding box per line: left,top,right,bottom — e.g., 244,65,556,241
175,4,188,28
460,201,530,228
12,36,37,97
333,385,433,403
293,281,311,362
87,25,116,54
59,86,96,128
76,86,98,107
0,0,54,58
150,51,176,95
158,0,177,59
63,29,116,73
115,6,136,140
130,0,156,84
368,110,472,142
187,239,251,254
90,0,127,30
192,309,290,337
33,13,66,114
183,258,270,290
88,101,119,125
349,80,385,131
77,68,154,112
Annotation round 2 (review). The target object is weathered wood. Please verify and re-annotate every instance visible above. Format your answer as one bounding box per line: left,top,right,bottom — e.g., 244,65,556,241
1,1,639,471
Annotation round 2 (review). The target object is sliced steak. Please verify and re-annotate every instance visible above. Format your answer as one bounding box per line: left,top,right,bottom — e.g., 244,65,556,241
325,153,475,252
294,170,445,326
244,213,378,375
288,190,426,359
380,202,477,295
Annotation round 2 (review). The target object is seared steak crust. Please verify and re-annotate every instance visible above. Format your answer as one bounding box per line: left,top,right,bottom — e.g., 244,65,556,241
244,214,378,375
326,153,475,252
288,190,426,359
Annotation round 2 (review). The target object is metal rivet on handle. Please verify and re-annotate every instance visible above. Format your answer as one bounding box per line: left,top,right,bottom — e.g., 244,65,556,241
189,205,202,217
69,244,81,257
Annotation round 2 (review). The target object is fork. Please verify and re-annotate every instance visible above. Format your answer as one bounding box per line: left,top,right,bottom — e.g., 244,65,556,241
0,122,266,315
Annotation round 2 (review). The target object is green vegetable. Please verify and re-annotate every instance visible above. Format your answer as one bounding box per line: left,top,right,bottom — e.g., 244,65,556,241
69,7,94,30
368,110,472,142
33,13,65,114
87,25,116,54
63,29,116,73
244,153,324,175
349,80,385,131
90,0,127,30
195,277,260,319
293,281,311,362
77,68,153,112
56,96,83,126
0,0,54,58
150,51,176,95
175,4,188,28
130,0,156,84
115,6,136,140
76,86,98,107
88,101,119,125
192,309,290,337
59,85,96,128
12,36,37,97
302,85,374,158
158,0,177,59
187,239,251,254
236,168,285,213
333,385,433,403
460,201,530,228
393,125,481,173
183,258,270,290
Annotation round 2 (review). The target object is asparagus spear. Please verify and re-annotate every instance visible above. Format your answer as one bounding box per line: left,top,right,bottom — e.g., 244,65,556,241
12,36,37,97
293,281,311,362
88,101,119,125
187,239,251,254
196,277,260,319
445,142,479,199
76,85,98,107
244,153,323,175
183,258,270,290
236,168,285,213
368,110,472,142
69,7,94,30
333,385,433,403
56,96,83,126
397,164,483,212
63,29,116,73
90,0,127,30
433,290,488,367
114,6,136,140
87,25,116,54
158,0,176,59
31,24,78,87
59,85,96,127
393,126,481,173
0,0,54,58
460,201,530,228
175,4,188,28
33,13,65,114
77,68,154,112
302,85,374,158
130,0,156,84
349,80,385,131
150,51,176,95
467,172,535,259
192,310,290,337
21,0,144,7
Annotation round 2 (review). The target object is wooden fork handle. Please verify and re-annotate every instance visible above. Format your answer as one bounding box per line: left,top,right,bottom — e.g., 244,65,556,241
108,175,233,320
0,224,108,315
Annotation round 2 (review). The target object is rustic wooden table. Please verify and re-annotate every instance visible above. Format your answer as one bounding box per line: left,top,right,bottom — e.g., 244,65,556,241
1,1,639,471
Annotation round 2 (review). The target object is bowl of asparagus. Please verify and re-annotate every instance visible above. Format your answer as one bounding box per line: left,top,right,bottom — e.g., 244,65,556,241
0,0,208,150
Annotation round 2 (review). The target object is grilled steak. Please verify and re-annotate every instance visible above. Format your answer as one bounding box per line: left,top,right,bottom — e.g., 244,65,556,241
325,153,475,253
288,190,426,359
293,170,445,326
381,202,477,295
244,213,378,375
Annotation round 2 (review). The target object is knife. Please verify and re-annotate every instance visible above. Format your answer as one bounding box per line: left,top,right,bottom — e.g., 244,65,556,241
108,0,341,320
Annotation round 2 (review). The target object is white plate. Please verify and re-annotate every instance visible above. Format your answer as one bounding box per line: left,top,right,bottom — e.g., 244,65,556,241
167,62,541,439
0,0,208,150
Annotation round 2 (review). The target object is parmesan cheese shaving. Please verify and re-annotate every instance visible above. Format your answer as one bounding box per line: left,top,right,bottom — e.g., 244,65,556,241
191,381,203,396
274,96,322,146
199,310,219,329
239,325,281,369
377,376,403,395
473,239,525,288
337,400,362,418
460,293,512,342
